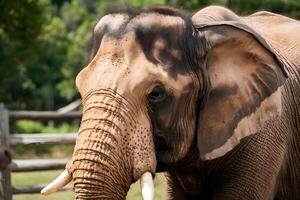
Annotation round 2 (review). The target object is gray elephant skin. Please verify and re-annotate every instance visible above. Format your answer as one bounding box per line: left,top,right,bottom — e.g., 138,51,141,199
45,5,300,200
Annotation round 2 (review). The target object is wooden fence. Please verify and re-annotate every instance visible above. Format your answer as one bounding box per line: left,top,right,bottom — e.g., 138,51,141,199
0,103,81,200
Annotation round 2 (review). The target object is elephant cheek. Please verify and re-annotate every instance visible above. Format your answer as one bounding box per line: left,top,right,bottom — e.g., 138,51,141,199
127,122,157,181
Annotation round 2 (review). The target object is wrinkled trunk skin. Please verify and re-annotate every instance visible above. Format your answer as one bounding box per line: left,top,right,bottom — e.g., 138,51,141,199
67,90,156,200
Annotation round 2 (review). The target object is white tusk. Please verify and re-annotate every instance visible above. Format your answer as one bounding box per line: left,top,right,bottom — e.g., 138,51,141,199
140,172,154,200
41,169,72,195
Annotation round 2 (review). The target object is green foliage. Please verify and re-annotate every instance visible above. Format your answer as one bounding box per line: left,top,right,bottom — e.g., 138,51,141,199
13,120,79,134
0,0,167,110
12,170,75,200
228,0,300,18
168,0,300,18
13,191,75,200
14,120,45,134
126,173,166,199
0,0,44,109
11,120,78,158
12,144,74,159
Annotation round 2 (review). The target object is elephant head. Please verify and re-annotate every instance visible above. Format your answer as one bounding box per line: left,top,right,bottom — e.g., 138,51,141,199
42,6,287,199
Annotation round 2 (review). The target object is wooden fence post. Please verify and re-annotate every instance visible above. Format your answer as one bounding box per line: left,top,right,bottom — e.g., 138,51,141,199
0,103,12,200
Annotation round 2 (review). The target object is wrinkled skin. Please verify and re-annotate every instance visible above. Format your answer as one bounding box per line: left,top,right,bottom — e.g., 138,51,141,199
67,6,300,200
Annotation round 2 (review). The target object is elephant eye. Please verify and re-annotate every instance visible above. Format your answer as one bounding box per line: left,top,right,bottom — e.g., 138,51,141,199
148,85,167,104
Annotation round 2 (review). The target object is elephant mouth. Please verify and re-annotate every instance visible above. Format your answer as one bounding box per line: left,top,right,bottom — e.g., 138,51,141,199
156,161,169,172
154,135,168,152
153,135,171,172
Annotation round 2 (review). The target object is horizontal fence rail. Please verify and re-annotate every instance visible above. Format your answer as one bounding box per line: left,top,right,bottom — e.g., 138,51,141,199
0,104,80,199
12,183,73,195
9,111,82,121
10,133,76,146
10,159,69,172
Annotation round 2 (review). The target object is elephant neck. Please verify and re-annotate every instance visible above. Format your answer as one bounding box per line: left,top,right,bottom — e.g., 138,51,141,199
167,144,205,197
173,141,201,171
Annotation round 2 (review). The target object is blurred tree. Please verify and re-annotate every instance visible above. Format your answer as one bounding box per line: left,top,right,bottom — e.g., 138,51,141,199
168,0,300,18
0,0,45,109
228,0,300,19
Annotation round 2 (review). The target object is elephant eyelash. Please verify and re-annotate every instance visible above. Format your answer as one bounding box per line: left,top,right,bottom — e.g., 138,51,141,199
148,84,175,104
148,88,166,102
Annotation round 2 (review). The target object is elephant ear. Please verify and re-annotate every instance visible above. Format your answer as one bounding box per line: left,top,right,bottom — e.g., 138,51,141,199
192,8,288,160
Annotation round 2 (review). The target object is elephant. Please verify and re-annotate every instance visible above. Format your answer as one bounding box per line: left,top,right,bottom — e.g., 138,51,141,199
42,5,300,200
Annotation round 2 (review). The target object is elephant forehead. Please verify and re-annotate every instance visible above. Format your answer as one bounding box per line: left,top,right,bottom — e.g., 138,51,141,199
95,33,182,70
127,13,185,31
93,17,186,72
94,12,186,67
94,13,130,35
81,34,191,100
95,12,186,38
77,12,194,97
94,32,191,87
95,32,141,72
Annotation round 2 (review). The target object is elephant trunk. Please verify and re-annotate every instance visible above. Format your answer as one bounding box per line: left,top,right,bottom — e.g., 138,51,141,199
42,90,156,199
71,124,131,199
71,95,133,199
